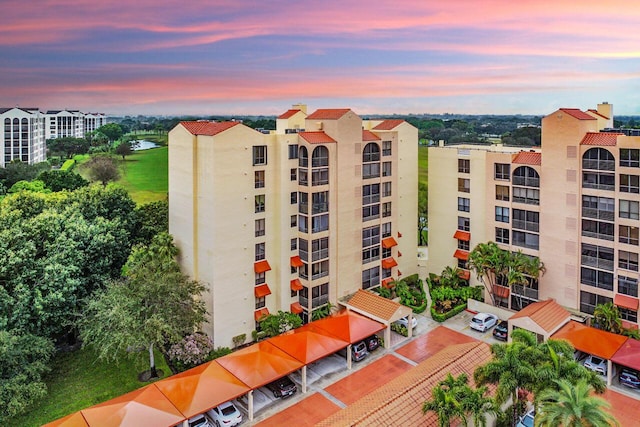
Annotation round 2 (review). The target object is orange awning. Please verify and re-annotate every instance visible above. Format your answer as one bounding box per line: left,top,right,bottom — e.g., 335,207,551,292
290,302,304,314
381,257,398,269
254,284,272,298
615,294,639,311
493,284,510,298
312,309,386,344
381,277,395,288
458,270,471,280
290,279,303,291
453,230,471,241
254,260,271,274
453,249,469,260
381,237,398,248
254,308,270,321
43,412,89,427
290,256,304,267
267,323,349,364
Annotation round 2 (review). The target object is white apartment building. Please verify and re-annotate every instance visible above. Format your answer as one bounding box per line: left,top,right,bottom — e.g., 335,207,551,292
0,107,47,167
45,110,108,140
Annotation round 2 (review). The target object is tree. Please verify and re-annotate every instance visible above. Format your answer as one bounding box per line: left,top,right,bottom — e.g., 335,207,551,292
38,170,89,192
115,141,133,160
97,123,123,142
0,330,54,422
418,182,428,245
46,137,90,158
8,179,51,194
259,310,302,337
134,200,169,245
80,233,208,379
535,380,618,427
593,302,622,334
84,155,120,186
0,160,50,188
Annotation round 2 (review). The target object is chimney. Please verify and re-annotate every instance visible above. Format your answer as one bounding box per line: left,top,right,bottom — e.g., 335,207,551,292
597,102,613,126
292,103,307,114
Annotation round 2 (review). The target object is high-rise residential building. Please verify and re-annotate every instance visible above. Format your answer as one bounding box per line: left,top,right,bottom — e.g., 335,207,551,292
0,107,47,167
45,110,107,140
168,104,418,347
428,102,639,329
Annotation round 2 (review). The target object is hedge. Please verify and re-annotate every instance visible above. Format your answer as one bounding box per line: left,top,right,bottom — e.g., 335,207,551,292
60,159,75,171
430,301,468,323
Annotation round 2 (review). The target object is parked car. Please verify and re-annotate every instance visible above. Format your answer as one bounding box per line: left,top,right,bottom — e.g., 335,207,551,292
516,408,535,427
469,313,499,332
189,414,215,427
265,375,297,398
338,340,369,362
395,316,418,329
493,320,508,341
364,334,380,352
619,368,640,389
584,355,607,376
207,400,243,426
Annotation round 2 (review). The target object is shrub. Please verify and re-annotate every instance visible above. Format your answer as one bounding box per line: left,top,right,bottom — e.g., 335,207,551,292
390,322,408,337
431,301,467,322
167,332,224,372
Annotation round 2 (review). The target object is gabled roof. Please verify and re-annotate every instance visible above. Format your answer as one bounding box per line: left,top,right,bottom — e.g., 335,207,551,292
277,109,302,119
306,109,351,120
580,132,621,146
298,131,336,144
512,151,541,166
559,108,596,120
317,342,492,426
362,130,380,141
587,109,609,119
345,289,411,323
509,299,570,333
373,119,405,130
313,309,385,344
552,321,627,359
180,121,240,136
611,338,640,371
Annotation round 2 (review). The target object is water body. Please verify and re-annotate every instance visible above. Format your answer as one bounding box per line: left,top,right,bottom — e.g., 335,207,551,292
133,140,159,150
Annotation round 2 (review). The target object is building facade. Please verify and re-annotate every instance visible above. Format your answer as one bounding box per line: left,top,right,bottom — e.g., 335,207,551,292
428,103,639,328
45,110,107,140
168,105,418,346
0,107,47,167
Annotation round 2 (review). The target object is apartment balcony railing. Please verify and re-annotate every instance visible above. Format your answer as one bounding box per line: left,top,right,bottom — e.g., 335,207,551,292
581,230,614,241
312,249,329,261
582,181,615,191
512,284,539,300
512,196,540,205
581,255,614,272
312,295,329,308
512,219,539,232
512,176,540,187
582,159,615,171
582,207,615,221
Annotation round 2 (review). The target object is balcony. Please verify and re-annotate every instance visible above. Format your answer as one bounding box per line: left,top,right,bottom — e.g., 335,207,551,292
582,230,614,241
512,284,539,300
582,207,614,221
512,176,540,187
582,159,615,171
512,219,539,233
581,255,614,272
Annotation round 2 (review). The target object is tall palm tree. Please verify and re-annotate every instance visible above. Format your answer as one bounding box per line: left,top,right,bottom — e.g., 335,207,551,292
535,379,619,427
462,384,496,427
467,242,509,306
423,373,468,427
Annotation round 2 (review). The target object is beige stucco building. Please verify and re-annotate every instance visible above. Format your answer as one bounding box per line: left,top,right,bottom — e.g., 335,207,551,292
169,105,418,347
428,103,639,329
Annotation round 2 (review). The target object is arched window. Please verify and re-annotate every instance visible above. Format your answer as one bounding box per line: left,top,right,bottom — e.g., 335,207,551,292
362,143,380,179
298,146,308,168
583,148,615,171
512,166,540,187
312,146,329,167
311,146,329,186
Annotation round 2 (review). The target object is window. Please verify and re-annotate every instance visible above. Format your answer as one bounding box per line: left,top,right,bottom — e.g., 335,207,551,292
620,200,639,220
458,197,470,212
382,182,392,197
512,187,539,205
255,272,265,285
580,267,614,290
457,259,467,269
312,146,329,167
619,250,638,271
255,243,265,261
288,144,298,160
255,219,265,237
495,163,510,180
291,192,297,204
291,215,297,227
581,219,614,241
255,195,265,213
495,206,509,223
362,246,381,264
458,178,470,193
298,146,308,167
582,172,615,191
312,237,329,261
362,225,381,248
496,185,509,201
618,275,639,297
291,238,297,251
255,296,266,309
362,143,381,179
512,209,539,232
311,283,329,308
252,146,267,165
581,243,614,271
619,225,639,245
382,141,391,156
496,228,509,244
382,246,391,259
512,166,540,187
298,192,308,214
363,184,380,205
512,231,539,250
582,148,615,171
458,239,470,251
299,239,308,261
382,162,392,177
382,222,392,238
311,261,329,280
458,159,470,173
580,291,612,315
312,214,329,233
312,168,329,186
362,267,380,289
312,191,329,214
582,196,614,220
363,204,380,221
254,171,265,188
620,307,638,323
290,168,297,181
458,216,470,231
298,169,308,185
620,148,640,167
382,202,392,218
298,215,308,232
620,174,640,193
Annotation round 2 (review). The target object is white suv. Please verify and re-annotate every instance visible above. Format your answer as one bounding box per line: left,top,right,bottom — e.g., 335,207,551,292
207,400,243,426
584,355,607,376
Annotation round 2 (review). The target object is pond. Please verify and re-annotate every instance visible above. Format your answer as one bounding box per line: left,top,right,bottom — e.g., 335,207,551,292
133,140,159,150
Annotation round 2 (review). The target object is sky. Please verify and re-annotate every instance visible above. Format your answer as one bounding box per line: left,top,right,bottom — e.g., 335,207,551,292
1,0,640,116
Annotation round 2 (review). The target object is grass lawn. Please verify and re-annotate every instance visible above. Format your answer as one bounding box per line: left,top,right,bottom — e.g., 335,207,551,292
116,146,168,204
7,347,171,427
418,145,428,187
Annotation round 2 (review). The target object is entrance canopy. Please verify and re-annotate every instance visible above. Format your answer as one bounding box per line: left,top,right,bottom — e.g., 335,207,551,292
313,308,386,343
154,360,250,418
611,338,640,371
552,321,627,359
344,289,412,325
509,299,570,339
268,323,349,364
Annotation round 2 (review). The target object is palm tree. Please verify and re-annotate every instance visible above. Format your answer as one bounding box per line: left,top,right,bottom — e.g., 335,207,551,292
463,385,497,427
423,373,468,427
593,302,622,334
535,379,619,427
467,242,509,306
440,265,465,289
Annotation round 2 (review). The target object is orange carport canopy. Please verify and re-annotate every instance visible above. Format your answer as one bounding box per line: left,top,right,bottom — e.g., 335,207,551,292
267,323,349,364
312,309,386,344
611,338,640,371
154,360,250,418
216,340,303,389
43,412,89,427
80,384,185,427
551,320,627,359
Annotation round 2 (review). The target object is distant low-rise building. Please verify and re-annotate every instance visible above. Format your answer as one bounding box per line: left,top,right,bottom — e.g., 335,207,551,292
45,110,107,139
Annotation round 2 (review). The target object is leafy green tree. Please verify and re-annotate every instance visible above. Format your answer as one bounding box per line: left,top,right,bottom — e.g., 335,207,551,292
80,233,208,378
259,310,302,337
84,155,120,186
134,200,169,245
593,302,622,334
97,123,124,142
46,137,90,158
8,179,51,194
38,170,89,192
535,380,618,427
0,160,50,188
0,330,54,422
115,141,133,160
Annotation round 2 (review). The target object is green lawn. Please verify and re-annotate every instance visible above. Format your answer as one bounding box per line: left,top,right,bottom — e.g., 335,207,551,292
116,146,168,204
418,145,428,187
7,347,171,427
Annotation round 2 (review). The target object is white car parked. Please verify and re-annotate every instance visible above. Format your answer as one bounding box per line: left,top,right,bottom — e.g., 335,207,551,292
207,400,243,427
469,313,499,332
583,355,607,376
395,316,418,329
188,414,215,427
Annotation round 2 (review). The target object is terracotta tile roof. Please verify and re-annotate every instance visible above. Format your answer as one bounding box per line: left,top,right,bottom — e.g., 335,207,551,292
509,299,570,333
180,121,240,136
317,342,493,427
512,151,541,166
298,131,336,144
277,109,302,119
346,289,408,322
552,321,627,359
362,130,380,141
306,109,351,120
580,132,621,146
559,108,596,120
373,119,405,130
587,109,609,119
